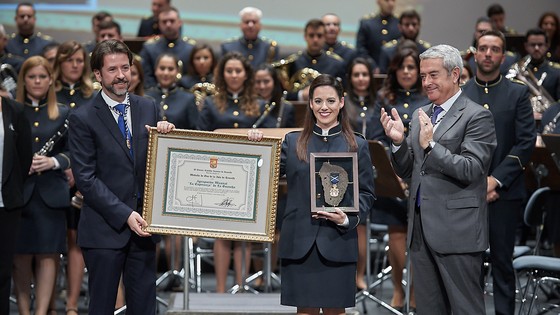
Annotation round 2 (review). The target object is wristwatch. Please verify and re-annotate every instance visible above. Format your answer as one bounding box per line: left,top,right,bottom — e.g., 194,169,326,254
424,140,436,154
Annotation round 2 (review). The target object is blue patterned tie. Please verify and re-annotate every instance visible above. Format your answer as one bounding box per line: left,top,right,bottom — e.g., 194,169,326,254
114,104,133,157
431,105,444,125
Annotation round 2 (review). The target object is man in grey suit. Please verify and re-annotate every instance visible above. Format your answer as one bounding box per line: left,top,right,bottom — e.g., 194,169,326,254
380,44,497,314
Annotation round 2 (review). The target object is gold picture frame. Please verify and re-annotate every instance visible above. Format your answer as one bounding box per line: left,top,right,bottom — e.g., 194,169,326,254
143,128,282,242
309,152,359,214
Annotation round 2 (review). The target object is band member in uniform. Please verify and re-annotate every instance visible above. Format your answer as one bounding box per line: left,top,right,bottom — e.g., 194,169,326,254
254,63,295,128
378,9,431,73
322,13,357,68
522,28,560,101
6,3,55,61
248,74,375,315
356,0,401,67
221,7,279,68
463,30,536,315
487,4,516,34
137,0,170,37
83,11,113,54
13,56,70,315
198,52,274,292
140,6,196,88
179,43,216,90
538,12,560,63
0,24,24,75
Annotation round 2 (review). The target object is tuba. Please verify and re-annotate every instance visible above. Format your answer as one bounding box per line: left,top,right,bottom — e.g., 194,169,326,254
189,82,216,111
506,56,555,114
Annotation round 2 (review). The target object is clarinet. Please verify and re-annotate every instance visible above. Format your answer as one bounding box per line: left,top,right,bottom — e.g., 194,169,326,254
252,101,277,128
36,119,69,156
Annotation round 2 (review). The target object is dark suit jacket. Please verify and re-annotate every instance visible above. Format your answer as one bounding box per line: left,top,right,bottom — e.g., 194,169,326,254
69,93,159,248
392,93,497,254
1,97,32,210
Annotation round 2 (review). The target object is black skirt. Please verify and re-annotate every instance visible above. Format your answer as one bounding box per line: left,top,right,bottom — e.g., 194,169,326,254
281,243,356,308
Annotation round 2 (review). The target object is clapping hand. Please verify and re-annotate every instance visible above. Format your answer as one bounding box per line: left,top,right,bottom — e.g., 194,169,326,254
380,108,405,145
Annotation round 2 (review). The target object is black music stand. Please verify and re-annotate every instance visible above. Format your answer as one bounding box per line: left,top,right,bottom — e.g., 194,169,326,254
355,141,407,315
542,134,560,175
525,136,560,192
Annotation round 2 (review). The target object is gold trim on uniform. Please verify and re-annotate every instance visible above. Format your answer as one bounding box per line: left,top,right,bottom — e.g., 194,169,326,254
34,122,39,127
233,122,239,128
233,111,239,116
382,29,388,35
168,42,175,48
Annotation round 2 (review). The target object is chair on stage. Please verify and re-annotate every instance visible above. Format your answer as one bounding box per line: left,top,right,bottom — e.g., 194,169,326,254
187,237,215,293
514,186,560,315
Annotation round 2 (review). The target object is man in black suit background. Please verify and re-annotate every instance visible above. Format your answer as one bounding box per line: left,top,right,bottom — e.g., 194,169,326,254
0,95,32,314
68,40,174,314
463,30,536,315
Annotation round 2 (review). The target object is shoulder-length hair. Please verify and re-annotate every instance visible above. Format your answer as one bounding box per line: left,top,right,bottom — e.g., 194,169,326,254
187,43,216,76
379,44,422,105
54,40,94,98
17,56,59,120
131,56,145,96
296,74,357,161
345,57,377,101
212,51,259,117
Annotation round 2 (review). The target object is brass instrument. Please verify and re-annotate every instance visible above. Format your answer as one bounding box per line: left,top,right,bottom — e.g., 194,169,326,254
506,56,555,114
288,68,321,93
189,82,216,111
543,110,560,135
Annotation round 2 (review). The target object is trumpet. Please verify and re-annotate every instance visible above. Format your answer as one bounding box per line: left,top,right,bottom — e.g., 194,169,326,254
506,56,555,114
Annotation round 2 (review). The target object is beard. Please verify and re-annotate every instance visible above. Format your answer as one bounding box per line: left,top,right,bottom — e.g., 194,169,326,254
476,59,501,76
106,78,129,97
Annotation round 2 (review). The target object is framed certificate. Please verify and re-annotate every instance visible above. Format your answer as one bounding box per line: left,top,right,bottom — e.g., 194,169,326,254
309,152,359,214
143,128,282,242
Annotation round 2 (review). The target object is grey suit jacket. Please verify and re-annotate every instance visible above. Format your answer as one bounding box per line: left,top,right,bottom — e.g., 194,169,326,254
391,93,497,254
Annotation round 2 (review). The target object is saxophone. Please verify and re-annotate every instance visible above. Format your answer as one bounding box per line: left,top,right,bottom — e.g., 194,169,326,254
506,56,555,114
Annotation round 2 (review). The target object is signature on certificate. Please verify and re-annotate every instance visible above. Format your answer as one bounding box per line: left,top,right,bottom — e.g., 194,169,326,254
216,197,236,207
185,194,202,206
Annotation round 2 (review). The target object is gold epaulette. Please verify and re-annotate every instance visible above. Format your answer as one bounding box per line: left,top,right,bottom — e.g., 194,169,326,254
549,61,560,69
340,41,355,49
10,33,16,39
223,37,237,43
92,81,102,90
271,52,299,68
183,36,196,45
325,50,343,61
145,36,160,44
505,50,517,57
133,54,142,62
37,32,52,41
383,39,398,48
509,78,526,86
362,12,376,19
418,40,431,49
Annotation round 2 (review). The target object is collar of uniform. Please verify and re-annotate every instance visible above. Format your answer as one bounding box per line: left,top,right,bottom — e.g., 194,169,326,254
313,123,342,137
240,37,260,45
305,50,324,59
529,58,546,69
474,75,502,88
397,88,419,95
349,92,372,104
24,97,48,108
226,91,244,101
60,80,81,90
157,83,177,93
17,32,35,40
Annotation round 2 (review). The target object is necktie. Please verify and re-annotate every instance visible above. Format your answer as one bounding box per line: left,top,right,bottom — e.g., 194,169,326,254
114,104,133,157
431,105,444,125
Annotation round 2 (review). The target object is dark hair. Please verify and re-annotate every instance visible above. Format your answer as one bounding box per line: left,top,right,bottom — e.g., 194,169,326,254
158,6,180,19
98,20,121,35
130,57,145,96
154,53,180,85
462,63,473,78
16,2,34,14
41,42,59,57
345,57,377,105
476,16,492,27
90,39,133,72
187,43,216,76
213,52,259,117
379,44,422,105
54,40,93,97
525,28,549,44
487,4,505,18
305,19,324,33
399,9,421,24
254,63,285,116
92,11,112,24
477,29,506,52
296,74,357,161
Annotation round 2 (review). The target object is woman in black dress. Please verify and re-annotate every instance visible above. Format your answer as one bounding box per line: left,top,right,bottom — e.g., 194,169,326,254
52,39,96,314
13,56,70,315
250,74,375,314
372,45,429,310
